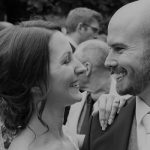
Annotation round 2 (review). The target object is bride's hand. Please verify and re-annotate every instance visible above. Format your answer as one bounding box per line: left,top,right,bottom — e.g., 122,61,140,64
92,94,128,131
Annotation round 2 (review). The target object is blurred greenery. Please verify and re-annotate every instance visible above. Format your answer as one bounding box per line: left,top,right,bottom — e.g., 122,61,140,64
0,0,136,32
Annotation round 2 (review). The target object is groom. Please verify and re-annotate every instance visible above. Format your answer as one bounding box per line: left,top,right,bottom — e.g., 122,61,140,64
82,1,150,150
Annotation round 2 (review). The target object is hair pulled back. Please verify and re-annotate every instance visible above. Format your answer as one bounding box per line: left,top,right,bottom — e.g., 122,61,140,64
0,26,53,135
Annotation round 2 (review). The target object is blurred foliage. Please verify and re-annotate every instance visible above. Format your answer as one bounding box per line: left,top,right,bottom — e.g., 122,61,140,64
27,0,136,33
0,0,136,32
27,0,136,16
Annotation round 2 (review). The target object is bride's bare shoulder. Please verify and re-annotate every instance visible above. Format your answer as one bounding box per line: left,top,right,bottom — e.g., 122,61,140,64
8,143,27,150
8,141,28,150
8,133,32,150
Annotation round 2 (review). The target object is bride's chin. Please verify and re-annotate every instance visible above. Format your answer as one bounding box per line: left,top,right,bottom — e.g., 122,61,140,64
69,87,82,96
73,93,82,102
68,93,82,105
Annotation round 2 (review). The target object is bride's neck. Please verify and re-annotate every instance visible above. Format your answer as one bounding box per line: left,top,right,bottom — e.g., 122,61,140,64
28,101,65,139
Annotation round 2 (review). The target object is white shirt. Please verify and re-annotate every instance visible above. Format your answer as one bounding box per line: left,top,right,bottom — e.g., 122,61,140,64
136,96,150,150
63,126,79,150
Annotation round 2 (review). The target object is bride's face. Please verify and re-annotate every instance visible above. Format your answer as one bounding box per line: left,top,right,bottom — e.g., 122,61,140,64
48,32,86,106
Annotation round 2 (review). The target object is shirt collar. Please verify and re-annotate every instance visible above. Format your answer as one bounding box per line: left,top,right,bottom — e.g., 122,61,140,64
136,96,150,125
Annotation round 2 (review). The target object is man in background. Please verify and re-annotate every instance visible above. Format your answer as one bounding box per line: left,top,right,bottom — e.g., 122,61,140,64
64,8,103,123
65,7,103,51
67,39,127,135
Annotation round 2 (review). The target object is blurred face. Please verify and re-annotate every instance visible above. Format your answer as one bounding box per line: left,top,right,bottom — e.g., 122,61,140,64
79,64,110,95
75,44,111,95
91,66,111,95
49,32,86,106
105,18,150,96
80,20,100,43
74,54,89,91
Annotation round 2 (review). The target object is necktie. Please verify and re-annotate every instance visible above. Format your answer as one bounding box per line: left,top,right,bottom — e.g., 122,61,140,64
80,94,94,134
142,113,150,150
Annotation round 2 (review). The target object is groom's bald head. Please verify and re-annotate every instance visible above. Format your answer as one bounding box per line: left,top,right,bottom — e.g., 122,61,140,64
108,1,150,45
105,0,150,96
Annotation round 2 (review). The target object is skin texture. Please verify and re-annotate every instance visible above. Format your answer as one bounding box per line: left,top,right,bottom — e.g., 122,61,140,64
105,1,150,106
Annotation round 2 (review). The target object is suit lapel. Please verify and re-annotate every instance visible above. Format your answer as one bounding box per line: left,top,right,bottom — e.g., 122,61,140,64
90,96,136,150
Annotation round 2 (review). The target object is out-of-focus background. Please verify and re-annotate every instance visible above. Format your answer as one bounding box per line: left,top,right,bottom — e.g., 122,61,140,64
0,0,135,33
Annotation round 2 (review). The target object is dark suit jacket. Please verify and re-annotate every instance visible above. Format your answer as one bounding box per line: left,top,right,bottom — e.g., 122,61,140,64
81,96,136,150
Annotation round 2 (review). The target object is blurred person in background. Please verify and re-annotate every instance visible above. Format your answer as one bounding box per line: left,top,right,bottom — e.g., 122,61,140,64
64,7,103,123
65,7,103,51
67,40,127,137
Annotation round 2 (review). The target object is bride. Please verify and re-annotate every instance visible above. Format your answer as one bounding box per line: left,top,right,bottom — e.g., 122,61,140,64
0,26,86,150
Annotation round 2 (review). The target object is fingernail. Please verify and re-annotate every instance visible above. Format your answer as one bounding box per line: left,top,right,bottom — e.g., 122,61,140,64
102,124,107,131
108,119,113,125
92,111,94,116
101,120,104,129
101,120,104,126
117,109,120,114
102,125,105,131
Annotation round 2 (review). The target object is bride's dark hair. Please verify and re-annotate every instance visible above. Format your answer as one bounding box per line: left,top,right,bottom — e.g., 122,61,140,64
0,26,53,135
